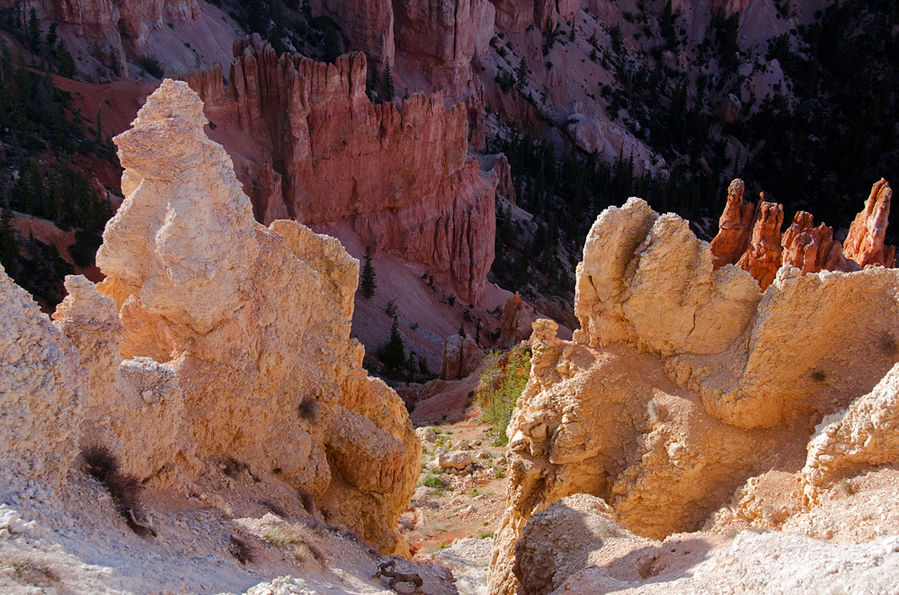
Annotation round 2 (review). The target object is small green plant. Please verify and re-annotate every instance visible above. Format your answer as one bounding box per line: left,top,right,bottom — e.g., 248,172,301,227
478,532,494,539
811,369,827,382
422,473,447,489
468,488,479,497
478,346,532,446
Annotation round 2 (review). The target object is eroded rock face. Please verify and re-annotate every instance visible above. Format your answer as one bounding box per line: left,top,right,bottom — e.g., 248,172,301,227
439,333,484,380
488,198,899,594
802,362,899,498
498,292,533,348
189,36,496,301
33,0,199,74
92,79,419,553
780,211,852,274
709,179,754,268
0,265,85,498
843,178,896,268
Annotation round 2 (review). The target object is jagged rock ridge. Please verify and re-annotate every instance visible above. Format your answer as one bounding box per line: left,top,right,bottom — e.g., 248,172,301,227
187,36,496,301
2,79,420,555
711,177,895,289
488,197,899,594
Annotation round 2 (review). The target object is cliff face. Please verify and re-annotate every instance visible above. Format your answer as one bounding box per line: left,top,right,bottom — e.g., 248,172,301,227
0,80,420,554
710,178,893,289
31,0,200,74
489,198,899,594
189,36,496,301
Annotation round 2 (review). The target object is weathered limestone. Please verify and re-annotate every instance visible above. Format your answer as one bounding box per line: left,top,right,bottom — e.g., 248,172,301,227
489,198,899,594
90,79,419,553
0,265,85,498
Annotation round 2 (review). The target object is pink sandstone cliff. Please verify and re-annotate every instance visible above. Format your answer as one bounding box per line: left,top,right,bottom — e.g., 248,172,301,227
187,36,496,302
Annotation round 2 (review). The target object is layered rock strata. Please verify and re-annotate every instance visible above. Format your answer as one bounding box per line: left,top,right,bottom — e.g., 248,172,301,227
188,36,496,301
489,197,899,593
2,79,420,554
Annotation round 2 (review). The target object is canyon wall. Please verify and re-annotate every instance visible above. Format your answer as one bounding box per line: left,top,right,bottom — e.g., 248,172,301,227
25,0,200,74
488,198,899,593
188,36,496,301
1,80,421,555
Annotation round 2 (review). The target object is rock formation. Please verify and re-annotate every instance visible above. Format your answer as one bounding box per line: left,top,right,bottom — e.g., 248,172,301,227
780,210,852,274
489,197,899,594
0,264,86,498
843,178,896,268
498,292,533,348
0,79,420,554
735,199,783,289
188,36,496,301
439,333,484,380
709,178,755,268
801,362,899,497
711,178,894,288
311,0,395,67
31,0,200,75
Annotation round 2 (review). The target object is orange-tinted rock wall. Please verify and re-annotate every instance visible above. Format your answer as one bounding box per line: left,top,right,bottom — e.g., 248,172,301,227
190,36,496,301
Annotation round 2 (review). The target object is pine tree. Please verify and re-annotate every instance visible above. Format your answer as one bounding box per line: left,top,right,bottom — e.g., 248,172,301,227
379,315,405,373
360,245,376,299
27,8,40,53
382,65,394,100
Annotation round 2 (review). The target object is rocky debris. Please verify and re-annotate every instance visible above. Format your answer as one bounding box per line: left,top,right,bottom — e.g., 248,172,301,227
64,79,420,554
521,499,899,594
513,494,651,595
843,178,896,268
437,450,473,472
415,427,437,444
498,292,533,349
0,264,85,497
433,537,493,595
736,199,783,290
709,179,755,268
189,36,496,301
440,334,484,380
489,198,899,594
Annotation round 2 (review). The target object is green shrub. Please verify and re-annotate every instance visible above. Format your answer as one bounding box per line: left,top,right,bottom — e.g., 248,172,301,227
477,345,531,445
422,473,446,489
